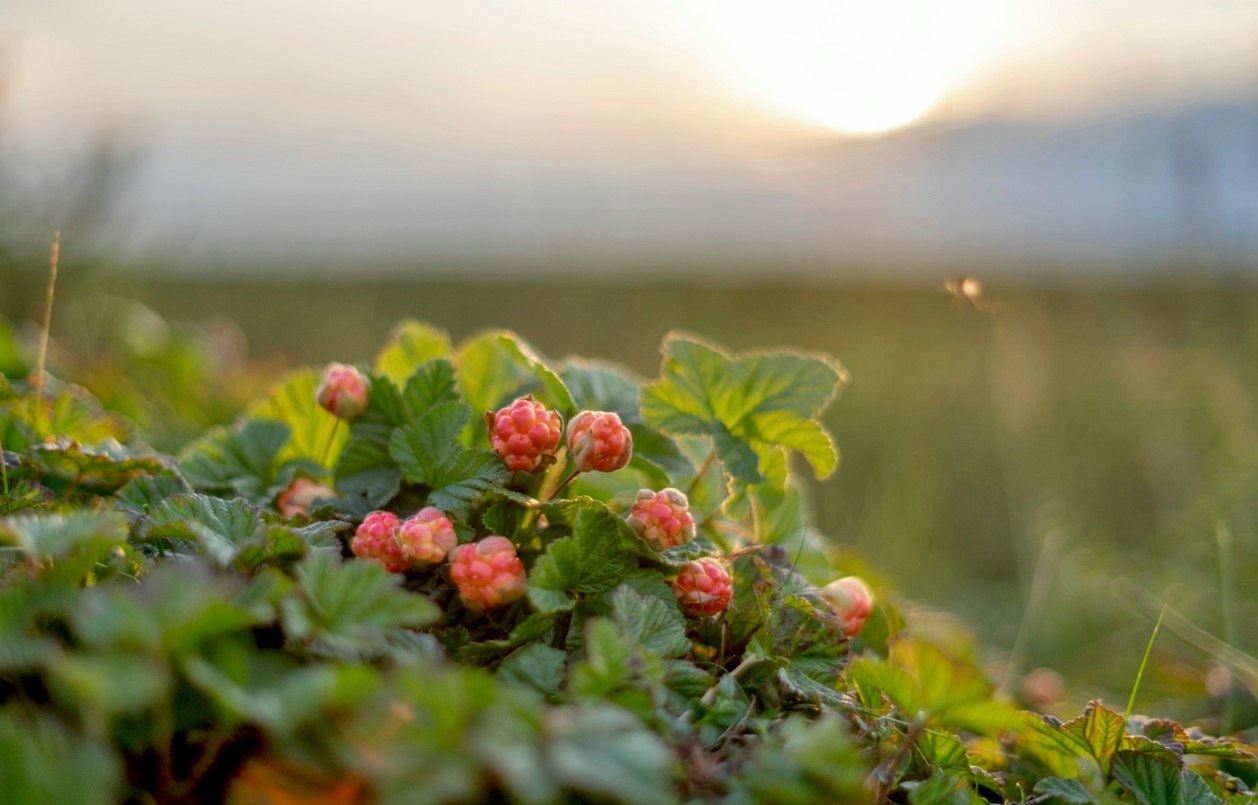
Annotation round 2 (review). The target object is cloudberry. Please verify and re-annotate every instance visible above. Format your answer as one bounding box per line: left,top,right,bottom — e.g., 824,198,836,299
316,363,370,421
275,477,336,518
672,558,733,617
567,411,632,473
396,507,458,565
350,511,407,573
819,576,874,636
627,488,695,550
488,396,564,472
449,536,528,612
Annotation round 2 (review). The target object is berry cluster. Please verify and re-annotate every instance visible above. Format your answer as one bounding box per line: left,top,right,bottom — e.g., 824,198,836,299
351,507,458,574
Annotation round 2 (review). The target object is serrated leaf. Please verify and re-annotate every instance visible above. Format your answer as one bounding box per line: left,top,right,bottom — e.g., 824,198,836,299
180,419,290,504
610,585,689,659
374,319,453,385
1110,750,1224,805
496,334,575,414
1017,713,1099,779
282,553,439,659
1033,777,1094,804
114,474,189,519
497,643,567,698
543,703,679,805
248,369,347,467
1064,700,1127,772
33,438,174,496
391,402,471,483
0,510,128,561
402,359,460,416
140,493,263,565
527,499,636,613
333,433,401,508
640,333,846,485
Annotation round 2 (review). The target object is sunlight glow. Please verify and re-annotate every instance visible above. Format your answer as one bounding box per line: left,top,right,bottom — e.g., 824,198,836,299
693,0,1000,135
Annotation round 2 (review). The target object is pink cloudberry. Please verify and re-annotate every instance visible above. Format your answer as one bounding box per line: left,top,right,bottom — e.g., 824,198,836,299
449,536,527,612
275,477,336,518
567,410,632,473
350,510,407,573
488,396,564,472
626,488,695,550
396,507,458,565
316,363,370,421
672,558,733,617
819,576,874,636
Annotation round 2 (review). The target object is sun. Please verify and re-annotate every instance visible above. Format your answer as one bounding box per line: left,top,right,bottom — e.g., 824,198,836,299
692,0,998,136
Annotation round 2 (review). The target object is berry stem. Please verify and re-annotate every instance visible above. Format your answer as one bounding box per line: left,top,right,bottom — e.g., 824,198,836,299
319,418,342,468
685,447,718,500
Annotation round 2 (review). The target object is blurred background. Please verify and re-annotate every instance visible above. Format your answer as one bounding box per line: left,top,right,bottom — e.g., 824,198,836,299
3,0,1258,724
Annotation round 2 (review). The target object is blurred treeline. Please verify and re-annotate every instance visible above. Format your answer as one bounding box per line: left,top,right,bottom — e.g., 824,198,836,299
3,266,1258,727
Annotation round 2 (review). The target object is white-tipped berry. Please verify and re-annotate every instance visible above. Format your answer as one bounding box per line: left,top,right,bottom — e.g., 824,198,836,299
396,507,457,565
448,536,528,612
672,558,733,617
627,488,695,550
567,410,632,473
275,477,336,518
351,510,407,573
819,576,874,636
488,396,564,473
316,363,370,421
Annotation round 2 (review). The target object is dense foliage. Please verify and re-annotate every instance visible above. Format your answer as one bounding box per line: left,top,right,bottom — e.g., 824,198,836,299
1,318,1255,803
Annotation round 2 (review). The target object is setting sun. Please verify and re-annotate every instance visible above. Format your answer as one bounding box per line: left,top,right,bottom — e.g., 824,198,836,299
692,0,1001,135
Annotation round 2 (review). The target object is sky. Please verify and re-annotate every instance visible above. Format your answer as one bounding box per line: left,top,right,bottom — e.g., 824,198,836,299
3,0,1256,275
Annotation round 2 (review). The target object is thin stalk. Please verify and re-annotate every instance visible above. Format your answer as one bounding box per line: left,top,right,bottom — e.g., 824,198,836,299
1217,524,1239,731
1123,604,1166,723
0,434,9,505
685,448,718,499
33,232,60,436
1000,527,1066,697
319,418,342,468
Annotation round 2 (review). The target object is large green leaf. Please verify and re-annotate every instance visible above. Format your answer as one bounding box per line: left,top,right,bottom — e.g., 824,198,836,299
32,438,174,497
179,418,292,504
390,402,509,516
456,331,574,432
1109,751,1224,805
609,584,689,659
527,499,637,613
374,319,454,385
639,333,846,486
1063,700,1127,772
0,710,122,805
541,703,680,805
248,369,347,467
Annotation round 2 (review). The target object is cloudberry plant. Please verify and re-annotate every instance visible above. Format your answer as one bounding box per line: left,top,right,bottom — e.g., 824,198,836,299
819,576,874,636
395,507,458,565
672,558,733,617
448,536,527,612
567,410,632,473
626,487,695,550
488,396,563,472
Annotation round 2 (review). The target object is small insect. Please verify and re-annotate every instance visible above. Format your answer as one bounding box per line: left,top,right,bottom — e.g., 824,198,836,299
942,276,992,310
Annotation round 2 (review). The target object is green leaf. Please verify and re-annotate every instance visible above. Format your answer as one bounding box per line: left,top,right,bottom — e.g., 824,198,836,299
282,553,439,659
1033,778,1095,804
1110,751,1224,805
527,499,636,613
542,703,679,805
32,439,174,496
179,418,290,504
49,653,171,717
0,510,128,563
248,369,346,467
1064,700,1127,772
1016,712,1099,779
402,359,460,416
640,333,846,485
906,773,985,805
610,584,689,659
114,474,189,519
497,643,568,698
374,319,453,385
496,333,575,414
456,331,573,428
140,493,263,564
0,710,122,805
390,402,509,516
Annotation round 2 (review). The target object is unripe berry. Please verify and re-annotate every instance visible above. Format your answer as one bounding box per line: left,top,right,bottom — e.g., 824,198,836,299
351,511,407,573
396,507,458,565
672,558,733,617
275,477,336,518
567,411,632,473
316,363,370,421
627,487,695,550
819,576,874,636
488,396,564,472
448,536,528,612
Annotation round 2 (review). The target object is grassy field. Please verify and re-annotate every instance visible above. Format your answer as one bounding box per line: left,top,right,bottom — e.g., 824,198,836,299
5,268,1258,722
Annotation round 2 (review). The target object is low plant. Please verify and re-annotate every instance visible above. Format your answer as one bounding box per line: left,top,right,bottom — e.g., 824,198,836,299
1,318,1255,803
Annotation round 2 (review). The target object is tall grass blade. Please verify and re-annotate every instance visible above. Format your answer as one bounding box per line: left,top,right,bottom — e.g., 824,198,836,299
1124,603,1166,722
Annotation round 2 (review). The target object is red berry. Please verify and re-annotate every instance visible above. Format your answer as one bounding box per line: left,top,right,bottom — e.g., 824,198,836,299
351,511,407,573
672,558,733,617
567,411,632,473
396,507,458,565
316,363,370,421
488,396,564,473
819,576,874,636
627,488,695,550
275,477,336,518
448,536,528,612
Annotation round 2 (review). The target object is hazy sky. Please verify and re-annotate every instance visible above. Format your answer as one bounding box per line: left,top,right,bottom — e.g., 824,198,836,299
3,1,1256,270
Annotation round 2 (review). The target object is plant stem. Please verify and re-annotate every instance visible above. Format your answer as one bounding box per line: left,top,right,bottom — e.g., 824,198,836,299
33,232,60,437
319,418,342,469
1123,604,1166,723
685,448,717,500
1217,524,1239,732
